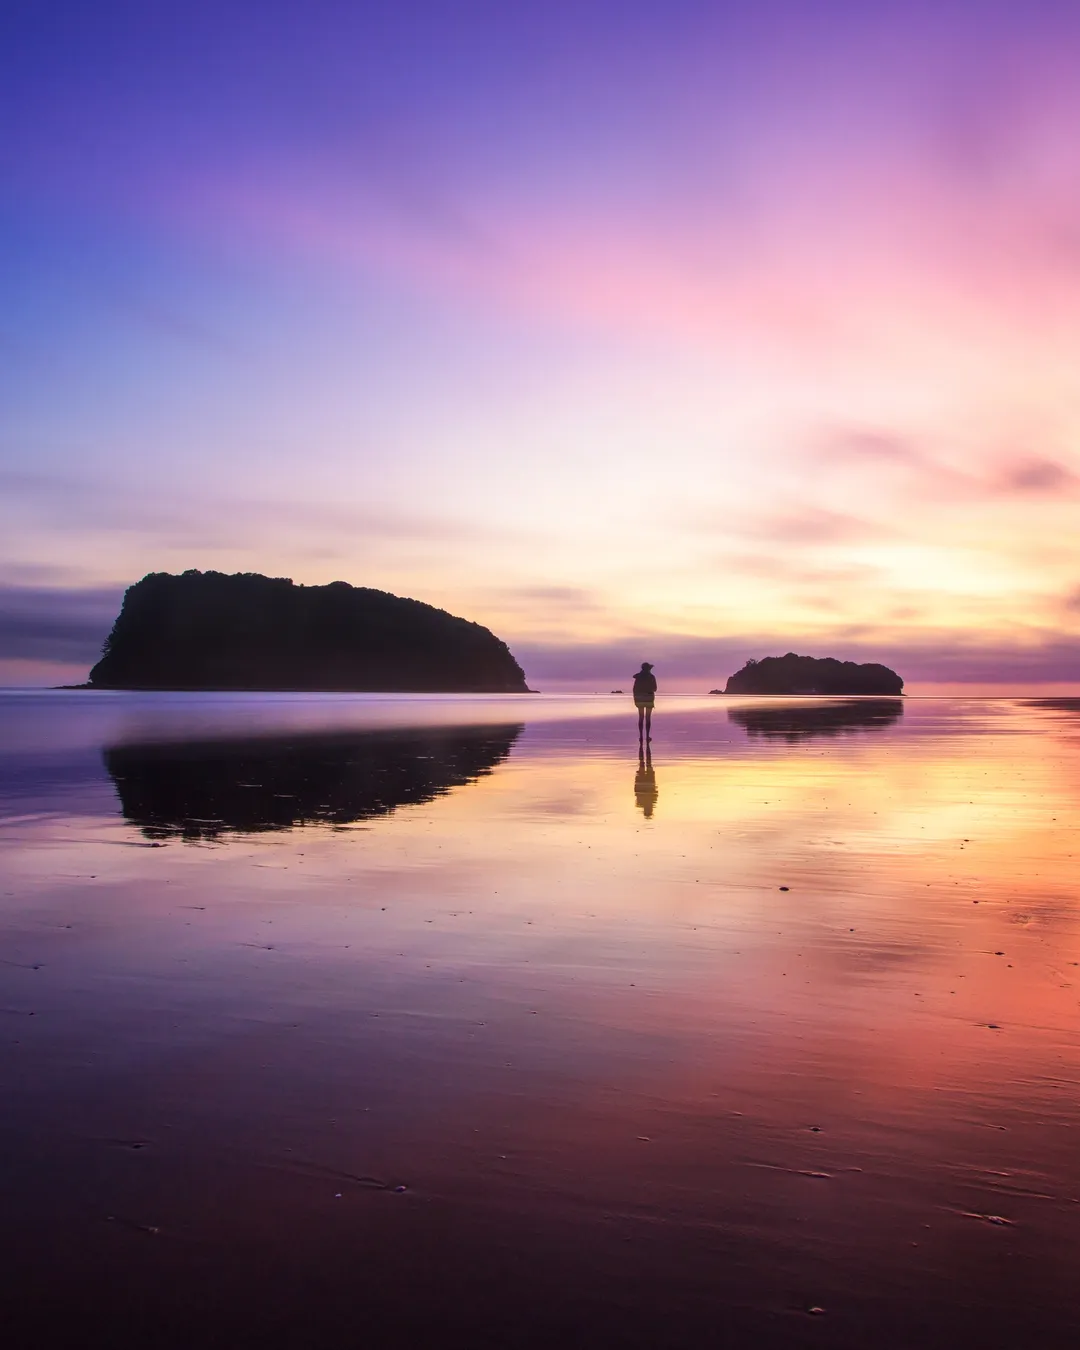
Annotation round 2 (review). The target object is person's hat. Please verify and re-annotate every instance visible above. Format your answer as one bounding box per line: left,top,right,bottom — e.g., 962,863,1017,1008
640,662,653,669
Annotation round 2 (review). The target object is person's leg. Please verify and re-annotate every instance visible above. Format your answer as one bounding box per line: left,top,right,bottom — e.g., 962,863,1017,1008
638,704,645,739
645,704,652,740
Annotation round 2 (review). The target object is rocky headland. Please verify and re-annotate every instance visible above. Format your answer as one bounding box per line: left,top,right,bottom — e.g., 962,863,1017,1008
87,571,530,692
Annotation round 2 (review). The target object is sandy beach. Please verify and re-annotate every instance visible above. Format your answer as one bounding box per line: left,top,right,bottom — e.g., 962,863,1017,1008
2,691,1078,1346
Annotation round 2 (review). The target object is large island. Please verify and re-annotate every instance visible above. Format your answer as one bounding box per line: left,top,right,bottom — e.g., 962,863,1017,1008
87,570,530,692
722,652,904,696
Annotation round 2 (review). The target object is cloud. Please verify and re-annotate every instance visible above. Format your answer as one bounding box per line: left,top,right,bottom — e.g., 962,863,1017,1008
812,427,1080,507
1062,586,1080,613
0,561,99,587
740,507,890,545
0,586,123,663
486,585,603,607
811,427,979,502
514,628,1080,689
893,635,1080,685
678,496,896,551
514,634,758,684
708,553,878,587
815,428,923,466
995,457,1079,494
0,471,510,553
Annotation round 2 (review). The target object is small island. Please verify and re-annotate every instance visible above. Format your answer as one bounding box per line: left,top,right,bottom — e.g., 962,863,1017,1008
86,570,530,692
720,652,904,696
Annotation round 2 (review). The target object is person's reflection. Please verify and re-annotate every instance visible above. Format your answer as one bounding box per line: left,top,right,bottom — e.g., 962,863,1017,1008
634,745,658,818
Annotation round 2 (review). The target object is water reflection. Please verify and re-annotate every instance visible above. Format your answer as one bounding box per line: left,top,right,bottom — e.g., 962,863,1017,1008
634,745,658,818
728,697,904,741
1024,697,1080,714
7,695,1080,1348
104,723,522,840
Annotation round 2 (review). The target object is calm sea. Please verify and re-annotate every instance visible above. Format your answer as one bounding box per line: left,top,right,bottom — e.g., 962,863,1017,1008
2,691,1078,1348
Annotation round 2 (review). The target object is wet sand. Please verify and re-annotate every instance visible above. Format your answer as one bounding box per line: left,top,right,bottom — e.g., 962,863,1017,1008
2,692,1079,1347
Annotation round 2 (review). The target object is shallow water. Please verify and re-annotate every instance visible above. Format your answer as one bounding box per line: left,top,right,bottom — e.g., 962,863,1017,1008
2,692,1079,1348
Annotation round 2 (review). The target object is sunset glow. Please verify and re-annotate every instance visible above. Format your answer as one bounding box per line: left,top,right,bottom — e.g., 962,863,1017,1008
2,1,1079,687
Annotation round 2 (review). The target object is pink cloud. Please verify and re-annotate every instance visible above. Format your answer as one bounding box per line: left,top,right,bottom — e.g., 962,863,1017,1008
995,457,1079,493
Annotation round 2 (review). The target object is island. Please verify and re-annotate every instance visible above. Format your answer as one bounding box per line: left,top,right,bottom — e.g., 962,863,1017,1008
720,653,904,696
87,570,530,692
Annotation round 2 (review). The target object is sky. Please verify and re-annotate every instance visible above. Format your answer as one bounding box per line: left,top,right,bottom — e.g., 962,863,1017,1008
2,0,1080,689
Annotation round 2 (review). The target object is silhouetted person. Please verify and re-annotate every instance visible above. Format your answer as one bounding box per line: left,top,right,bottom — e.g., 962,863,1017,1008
634,745,657,818
633,662,657,742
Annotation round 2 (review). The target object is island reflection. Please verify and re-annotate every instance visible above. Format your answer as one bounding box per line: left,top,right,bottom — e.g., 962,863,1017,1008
728,698,904,742
105,724,522,840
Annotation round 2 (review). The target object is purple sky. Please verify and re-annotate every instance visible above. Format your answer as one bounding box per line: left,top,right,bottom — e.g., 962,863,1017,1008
2,0,1079,688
